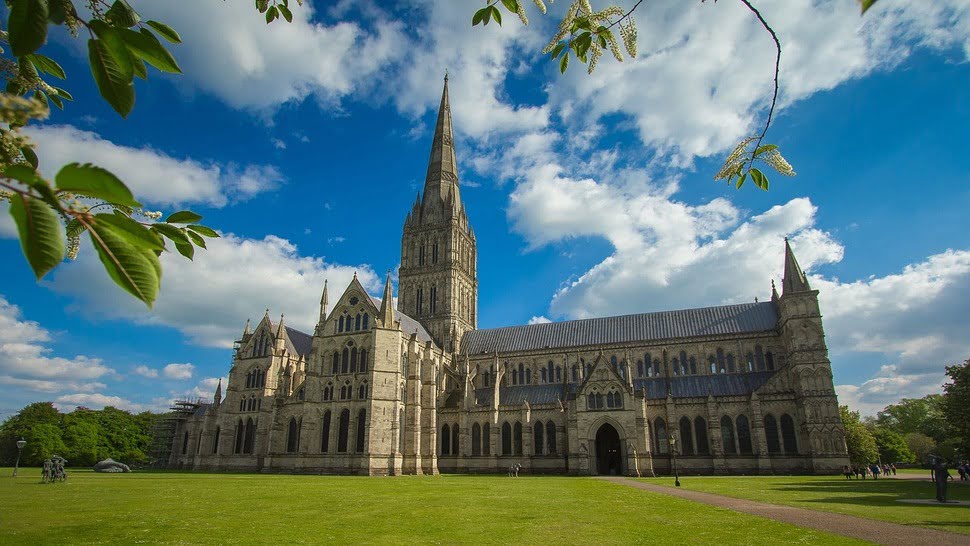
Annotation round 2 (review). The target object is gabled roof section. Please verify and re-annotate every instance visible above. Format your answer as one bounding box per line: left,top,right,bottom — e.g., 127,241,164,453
368,297,433,343
461,302,779,354
634,371,776,400
285,327,313,356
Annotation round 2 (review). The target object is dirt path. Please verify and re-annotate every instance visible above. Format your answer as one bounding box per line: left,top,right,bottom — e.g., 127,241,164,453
600,476,970,546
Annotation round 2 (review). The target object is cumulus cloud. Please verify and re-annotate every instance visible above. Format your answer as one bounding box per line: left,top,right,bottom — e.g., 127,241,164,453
53,392,161,413
547,0,970,164
132,365,159,378
51,233,381,348
528,316,552,325
163,363,195,380
26,125,283,208
130,1,406,110
0,295,115,389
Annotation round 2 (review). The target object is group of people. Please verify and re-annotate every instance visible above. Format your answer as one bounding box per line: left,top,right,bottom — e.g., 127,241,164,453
957,461,970,481
41,456,68,483
841,463,897,479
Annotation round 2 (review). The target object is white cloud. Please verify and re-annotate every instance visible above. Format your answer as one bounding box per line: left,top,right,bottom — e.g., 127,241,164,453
836,366,949,416
184,376,228,401
0,295,116,388
51,233,381,348
163,363,195,380
131,1,406,111
132,365,159,378
528,316,551,325
272,138,287,150
26,125,283,208
546,0,970,164
53,392,159,413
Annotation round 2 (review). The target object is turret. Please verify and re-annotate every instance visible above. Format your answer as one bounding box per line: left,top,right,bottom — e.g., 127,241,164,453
315,280,329,335
379,270,395,327
214,378,222,405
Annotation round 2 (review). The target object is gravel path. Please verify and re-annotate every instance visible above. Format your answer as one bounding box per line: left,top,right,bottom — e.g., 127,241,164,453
600,476,970,546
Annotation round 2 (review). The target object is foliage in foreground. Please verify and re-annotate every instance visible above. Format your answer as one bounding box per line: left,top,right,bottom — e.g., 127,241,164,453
942,358,970,458
0,402,156,466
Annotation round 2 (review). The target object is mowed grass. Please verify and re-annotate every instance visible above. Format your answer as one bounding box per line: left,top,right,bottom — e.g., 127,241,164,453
0,468,863,545
641,475,970,535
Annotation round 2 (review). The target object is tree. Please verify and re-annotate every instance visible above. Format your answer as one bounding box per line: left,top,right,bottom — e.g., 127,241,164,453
840,405,878,464
0,401,60,464
904,432,937,465
870,427,914,464
942,358,970,458
23,422,67,465
875,394,948,442
62,418,101,466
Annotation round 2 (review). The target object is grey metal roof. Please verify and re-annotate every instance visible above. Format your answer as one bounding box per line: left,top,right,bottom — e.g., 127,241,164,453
634,371,775,400
193,403,210,417
369,296,433,343
474,384,565,406
461,302,779,354
285,327,313,356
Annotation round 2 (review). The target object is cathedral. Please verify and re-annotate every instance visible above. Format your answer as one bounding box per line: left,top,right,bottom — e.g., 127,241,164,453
167,77,849,476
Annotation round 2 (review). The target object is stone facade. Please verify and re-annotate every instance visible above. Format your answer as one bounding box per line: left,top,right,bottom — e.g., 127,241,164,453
168,77,849,476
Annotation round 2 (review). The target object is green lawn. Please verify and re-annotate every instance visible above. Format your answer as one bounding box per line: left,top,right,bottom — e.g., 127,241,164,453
641,475,970,535
0,468,862,545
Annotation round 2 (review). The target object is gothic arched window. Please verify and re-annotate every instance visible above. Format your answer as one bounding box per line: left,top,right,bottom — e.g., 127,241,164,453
781,414,798,453
358,381,368,400
513,422,523,455
287,417,299,453
502,422,512,455
451,423,459,455
441,424,451,455
755,345,766,371
213,426,220,454
672,357,680,376
332,352,339,374
355,313,361,331
689,357,697,375
541,368,547,384
338,315,344,333
350,347,358,373
764,414,781,453
720,416,737,455
483,423,491,455
234,420,244,454
765,351,775,371
546,421,557,455
679,417,694,455
716,348,726,374
359,349,368,372
321,411,331,453
695,416,709,454
243,417,255,454
737,415,753,454
654,418,668,454
182,431,189,455
362,313,369,330
356,409,367,453
341,348,349,374
472,423,482,456
337,409,350,453
534,421,544,455
727,353,736,373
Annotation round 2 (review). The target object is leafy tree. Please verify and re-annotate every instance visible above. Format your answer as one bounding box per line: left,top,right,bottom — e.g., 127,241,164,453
875,394,948,442
869,427,914,464
942,358,970,458
904,432,937,465
0,401,60,464
840,405,878,464
23,422,67,464
62,418,101,466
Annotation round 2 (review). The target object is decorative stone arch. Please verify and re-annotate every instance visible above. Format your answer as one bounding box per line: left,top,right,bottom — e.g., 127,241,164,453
585,414,629,476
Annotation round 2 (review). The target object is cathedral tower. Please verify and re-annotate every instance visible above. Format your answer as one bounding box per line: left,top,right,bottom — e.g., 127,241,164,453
399,75,477,350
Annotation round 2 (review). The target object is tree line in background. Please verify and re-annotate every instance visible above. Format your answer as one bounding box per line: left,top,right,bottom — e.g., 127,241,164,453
841,358,970,465
0,402,156,467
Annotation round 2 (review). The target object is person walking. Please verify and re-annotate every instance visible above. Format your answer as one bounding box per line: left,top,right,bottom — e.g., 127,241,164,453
870,463,880,480
843,465,853,479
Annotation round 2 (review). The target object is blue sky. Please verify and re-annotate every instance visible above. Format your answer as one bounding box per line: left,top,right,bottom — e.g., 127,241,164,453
1,0,968,419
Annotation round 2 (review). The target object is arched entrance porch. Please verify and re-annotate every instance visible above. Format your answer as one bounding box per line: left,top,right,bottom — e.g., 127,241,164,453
595,423,622,476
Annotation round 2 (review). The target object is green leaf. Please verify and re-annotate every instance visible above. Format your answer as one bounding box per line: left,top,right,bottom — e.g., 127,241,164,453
151,222,187,242
501,0,518,13
551,42,566,59
105,0,140,28
858,0,879,15
8,0,50,57
120,28,181,73
87,35,135,117
87,218,161,306
266,5,278,23
472,7,487,26
3,164,44,186
55,163,141,207
559,51,569,74
9,193,65,279
131,57,147,80
490,5,502,26
48,0,67,24
736,172,747,189
93,213,164,251
49,93,63,110
749,168,769,191
187,224,220,238
279,4,293,22
255,0,269,14
753,144,778,157
27,54,66,79
483,6,493,25
52,86,74,101
165,211,203,224
20,145,39,168
145,20,182,44
186,229,207,248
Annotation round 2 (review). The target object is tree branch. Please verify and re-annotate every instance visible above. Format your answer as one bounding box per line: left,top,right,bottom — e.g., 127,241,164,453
738,0,781,168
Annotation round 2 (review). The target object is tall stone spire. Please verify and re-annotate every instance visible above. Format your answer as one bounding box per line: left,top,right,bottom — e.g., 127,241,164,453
782,238,811,294
379,270,395,326
320,280,329,319
423,73,461,208
214,378,222,405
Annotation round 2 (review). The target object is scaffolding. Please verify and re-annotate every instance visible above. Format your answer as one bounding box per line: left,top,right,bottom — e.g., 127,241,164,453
149,398,204,468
